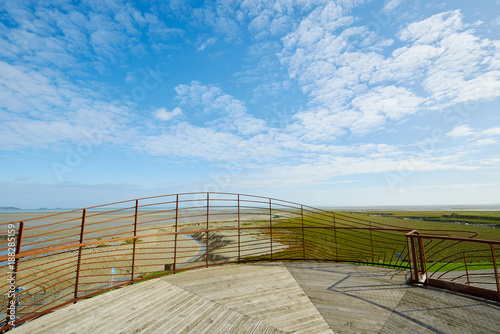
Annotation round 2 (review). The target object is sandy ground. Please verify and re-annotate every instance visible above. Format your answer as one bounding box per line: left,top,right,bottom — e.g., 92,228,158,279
0,209,286,322
0,211,278,303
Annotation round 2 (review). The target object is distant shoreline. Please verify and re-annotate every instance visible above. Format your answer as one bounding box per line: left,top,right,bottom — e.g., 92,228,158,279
0,206,20,211
2,203,500,214
321,204,500,211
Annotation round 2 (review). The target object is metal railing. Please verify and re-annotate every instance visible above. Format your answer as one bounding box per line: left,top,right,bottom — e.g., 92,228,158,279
406,230,500,302
0,192,496,331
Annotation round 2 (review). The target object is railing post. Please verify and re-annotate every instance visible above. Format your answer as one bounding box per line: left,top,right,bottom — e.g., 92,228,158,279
463,252,470,286
74,209,86,301
269,198,273,261
369,222,374,264
237,194,241,263
206,192,209,268
131,201,138,281
173,195,179,271
301,205,305,260
389,249,396,266
491,244,500,298
333,213,338,261
417,236,429,284
408,232,419,282
6,221,23,326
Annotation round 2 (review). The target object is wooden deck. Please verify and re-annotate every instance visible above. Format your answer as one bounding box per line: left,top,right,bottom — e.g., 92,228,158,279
10,263,500,333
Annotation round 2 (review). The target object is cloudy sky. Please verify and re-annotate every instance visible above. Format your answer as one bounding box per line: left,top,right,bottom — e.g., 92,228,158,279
1,0,500,208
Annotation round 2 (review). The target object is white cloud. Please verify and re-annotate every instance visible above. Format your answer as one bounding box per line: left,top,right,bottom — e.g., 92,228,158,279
410,12,500,107
248,10,272,37
269,15,293,36
446,125,476,138
0,0,178,70
192,2,242,42
137,121,295,164
154,107,183,121
492,15,500,27
480,127,500,137
383,0,404,12
175,81,246,116
2,0,499,200
175,81,267,136
278,7,500,140
0,120,85,150
229,151,478,189
398,10,464,45
350,86,425,134
197,37,216,51
373,44,442,84
125,72,136,83
138,122,243,161
449,71,500,105
0,60,128,150
472,138,497,147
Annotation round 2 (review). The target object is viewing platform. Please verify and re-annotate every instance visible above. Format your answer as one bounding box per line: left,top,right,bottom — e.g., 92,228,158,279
10,262,500,333
1,193,499,332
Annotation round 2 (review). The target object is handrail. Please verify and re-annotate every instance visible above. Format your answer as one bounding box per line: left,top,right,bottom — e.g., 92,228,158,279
406,230,500,245
406,230,500,302
0,192,497,332
0,192,333,226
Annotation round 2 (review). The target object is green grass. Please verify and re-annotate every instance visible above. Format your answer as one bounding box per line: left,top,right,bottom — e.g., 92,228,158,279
356,211,500,230
86,289,116,298
122,238,142,245
425,261,496,272
245,211,500,271
340,211,500,240
141,269,185,279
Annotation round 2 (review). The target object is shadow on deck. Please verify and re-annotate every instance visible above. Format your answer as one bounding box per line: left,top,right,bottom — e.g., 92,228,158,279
10,262,500,334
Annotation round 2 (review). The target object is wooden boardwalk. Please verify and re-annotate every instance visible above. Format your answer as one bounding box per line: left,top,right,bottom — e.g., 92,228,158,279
10,263,500,333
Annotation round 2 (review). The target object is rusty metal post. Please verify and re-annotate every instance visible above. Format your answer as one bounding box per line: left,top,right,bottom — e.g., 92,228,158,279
74,209,86,300
333,213,338,260
173,195,179,271
369,222,374,264
269,198,273,261
206,192,209,268
7,221,23,324
13,221,23,272
131,201,138,281
491,244,500,297
463,252,470,286
406,236,413,278
301,205,305,260
237,194,241,263
408,233,419,282
389,249,396,266
417,236,428,284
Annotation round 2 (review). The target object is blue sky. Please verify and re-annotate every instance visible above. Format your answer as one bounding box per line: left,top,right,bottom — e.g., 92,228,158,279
1,0,500,208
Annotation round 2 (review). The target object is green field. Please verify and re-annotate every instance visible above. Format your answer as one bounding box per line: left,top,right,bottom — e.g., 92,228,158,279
246,210,500,272
339,211,500,240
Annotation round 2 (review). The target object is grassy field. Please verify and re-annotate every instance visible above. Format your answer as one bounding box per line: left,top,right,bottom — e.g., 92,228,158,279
358,211,500,228
247,210,500,271
339,211,500,240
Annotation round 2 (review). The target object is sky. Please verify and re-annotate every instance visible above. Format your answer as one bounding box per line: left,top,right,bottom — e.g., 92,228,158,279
1,0,500,209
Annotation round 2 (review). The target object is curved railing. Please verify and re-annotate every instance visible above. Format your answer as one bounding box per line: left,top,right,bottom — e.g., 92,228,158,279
0,192,497,331
406,230,500,302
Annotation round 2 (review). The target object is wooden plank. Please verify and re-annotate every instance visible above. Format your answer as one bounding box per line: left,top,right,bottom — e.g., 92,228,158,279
11,263,500,334
10,279,286,334
284,262,411,334
162,264,334,334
